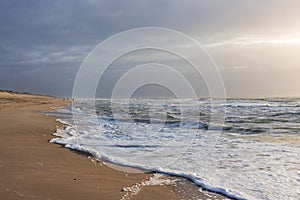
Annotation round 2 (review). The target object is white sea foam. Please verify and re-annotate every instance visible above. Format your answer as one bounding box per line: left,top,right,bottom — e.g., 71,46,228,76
51,99,300,200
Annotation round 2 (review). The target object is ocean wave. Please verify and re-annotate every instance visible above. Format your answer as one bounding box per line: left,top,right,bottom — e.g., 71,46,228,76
50,99,300,200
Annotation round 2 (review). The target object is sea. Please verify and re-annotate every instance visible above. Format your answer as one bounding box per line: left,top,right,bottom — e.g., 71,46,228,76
50,98,300,200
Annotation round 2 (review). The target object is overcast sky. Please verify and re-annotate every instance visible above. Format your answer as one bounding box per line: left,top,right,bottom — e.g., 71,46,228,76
1,0,299,98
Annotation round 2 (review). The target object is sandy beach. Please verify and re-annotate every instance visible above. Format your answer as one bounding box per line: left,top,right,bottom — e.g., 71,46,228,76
0,91,226,200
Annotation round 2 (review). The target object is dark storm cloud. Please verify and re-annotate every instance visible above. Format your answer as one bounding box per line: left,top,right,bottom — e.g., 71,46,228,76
0,0,299,97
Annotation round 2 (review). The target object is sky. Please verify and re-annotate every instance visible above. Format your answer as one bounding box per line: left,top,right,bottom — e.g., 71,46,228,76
0,0,299,98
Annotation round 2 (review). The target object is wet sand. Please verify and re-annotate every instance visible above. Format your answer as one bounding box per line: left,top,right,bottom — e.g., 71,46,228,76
0,91,226,200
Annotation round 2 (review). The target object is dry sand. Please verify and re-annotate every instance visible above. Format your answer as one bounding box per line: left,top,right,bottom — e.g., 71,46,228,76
0,91,227,200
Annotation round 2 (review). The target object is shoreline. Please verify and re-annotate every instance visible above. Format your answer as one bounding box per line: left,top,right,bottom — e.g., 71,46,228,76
0,91,226,200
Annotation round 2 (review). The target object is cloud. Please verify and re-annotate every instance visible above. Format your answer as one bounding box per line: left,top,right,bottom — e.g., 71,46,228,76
205,36,300,47
0,0,299,97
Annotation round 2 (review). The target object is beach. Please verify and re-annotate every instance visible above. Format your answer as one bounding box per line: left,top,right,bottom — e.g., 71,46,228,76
0,91,225,200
